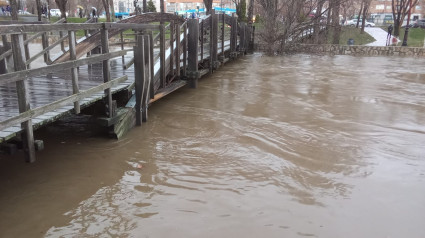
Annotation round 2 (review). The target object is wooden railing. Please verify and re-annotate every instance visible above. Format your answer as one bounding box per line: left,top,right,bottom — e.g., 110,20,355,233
0,12,255,162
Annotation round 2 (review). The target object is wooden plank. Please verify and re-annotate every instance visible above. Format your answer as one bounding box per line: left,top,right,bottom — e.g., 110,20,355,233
0,76,128,131
11,33,36,163
0,51,127,85
0,23,104,34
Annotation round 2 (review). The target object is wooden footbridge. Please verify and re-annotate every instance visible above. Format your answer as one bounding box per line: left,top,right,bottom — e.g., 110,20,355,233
0,12,254,162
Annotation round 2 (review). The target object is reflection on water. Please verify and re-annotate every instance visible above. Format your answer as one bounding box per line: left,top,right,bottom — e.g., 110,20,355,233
1,54,425,238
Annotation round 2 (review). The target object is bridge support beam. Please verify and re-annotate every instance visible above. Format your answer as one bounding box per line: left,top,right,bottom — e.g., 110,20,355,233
134,33,152,125
187,19,199,88
11,33,36,163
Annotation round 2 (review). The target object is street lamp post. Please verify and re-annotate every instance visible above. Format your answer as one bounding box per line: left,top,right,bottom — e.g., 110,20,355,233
402,0,413,46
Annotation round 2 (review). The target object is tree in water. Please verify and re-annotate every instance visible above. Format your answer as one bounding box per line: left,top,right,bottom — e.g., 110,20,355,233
147,0,156,12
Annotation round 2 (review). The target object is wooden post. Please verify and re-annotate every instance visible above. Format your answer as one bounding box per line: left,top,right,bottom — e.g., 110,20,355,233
68,30,80,114
120,31,125,66
59,31,65,53
210,10,218,72
183,23,187,77
149,32,155,99
101,25,114,117
221,13,225,61
11,34,36,163
209,11,214,73
175,23,180,78
41,32,52,64
23,34,30,69
187,19,199,88
0,45,6,74
2,35,13,72
230,14,237,54
134,34,145,126
169,21,174,78
240,22,246,54
160,23,166,88
141,34,151,122
200,20,204,61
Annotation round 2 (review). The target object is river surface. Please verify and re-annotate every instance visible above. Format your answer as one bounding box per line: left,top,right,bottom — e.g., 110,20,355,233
1,54,424,237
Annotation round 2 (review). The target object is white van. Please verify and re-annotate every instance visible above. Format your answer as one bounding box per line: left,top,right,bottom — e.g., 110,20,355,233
50,9,60,16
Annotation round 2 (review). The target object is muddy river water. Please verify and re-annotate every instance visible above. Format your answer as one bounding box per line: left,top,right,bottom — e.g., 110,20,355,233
1,54,424,237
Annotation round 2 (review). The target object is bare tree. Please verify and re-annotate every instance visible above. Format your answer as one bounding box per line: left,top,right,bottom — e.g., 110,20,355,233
359,0,372,33
392,0,419,36
203,0,213,14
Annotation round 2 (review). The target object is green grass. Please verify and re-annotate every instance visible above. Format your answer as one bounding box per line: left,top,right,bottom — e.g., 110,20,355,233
49,16,106,23
328,26,376,45
396,27,425,47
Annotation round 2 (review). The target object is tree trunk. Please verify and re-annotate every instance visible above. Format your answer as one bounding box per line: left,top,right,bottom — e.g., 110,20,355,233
332,0,341,44
160,0,164,13
143,0,147,13
313,0,325,44
10,0,19,20
356,1,363,28
102,0,111,22
203,0,213,14
54,0,68,19
360,0,370,34
247,0,254,22
110,0,116,21
47,0,51,19
36,0,42,21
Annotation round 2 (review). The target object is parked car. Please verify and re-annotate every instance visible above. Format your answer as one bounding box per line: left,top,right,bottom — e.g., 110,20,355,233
18,10,31,15
415,19,425,28
346,19,375,27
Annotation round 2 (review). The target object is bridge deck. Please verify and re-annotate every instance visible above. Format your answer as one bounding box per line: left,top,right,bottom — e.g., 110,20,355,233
0,54,135,143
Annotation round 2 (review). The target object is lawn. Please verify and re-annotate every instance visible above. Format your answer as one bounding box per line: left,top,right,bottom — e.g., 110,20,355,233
328,26,376,45
380,26,425,47
396,27,425,47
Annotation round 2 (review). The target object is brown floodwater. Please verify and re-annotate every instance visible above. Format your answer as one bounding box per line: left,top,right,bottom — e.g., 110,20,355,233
1,54,424,238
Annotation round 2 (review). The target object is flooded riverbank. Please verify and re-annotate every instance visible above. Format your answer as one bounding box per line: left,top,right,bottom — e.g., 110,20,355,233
1,54,424,237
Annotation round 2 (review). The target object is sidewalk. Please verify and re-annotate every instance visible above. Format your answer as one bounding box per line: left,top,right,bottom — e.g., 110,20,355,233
364,27,398,46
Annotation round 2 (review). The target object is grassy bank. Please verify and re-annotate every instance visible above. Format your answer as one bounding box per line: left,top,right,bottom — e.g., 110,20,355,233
380,26,425,47
396,28,425,47
328,26,375,45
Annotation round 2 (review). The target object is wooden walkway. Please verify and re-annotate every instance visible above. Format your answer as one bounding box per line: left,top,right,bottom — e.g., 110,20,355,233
0,54,134,143
0,11,254,162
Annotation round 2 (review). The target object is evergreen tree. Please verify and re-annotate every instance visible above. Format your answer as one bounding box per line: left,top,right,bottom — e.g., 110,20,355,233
147,0,157,12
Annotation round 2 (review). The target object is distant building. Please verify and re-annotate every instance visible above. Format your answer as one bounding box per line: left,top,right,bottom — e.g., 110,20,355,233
369,0,424,20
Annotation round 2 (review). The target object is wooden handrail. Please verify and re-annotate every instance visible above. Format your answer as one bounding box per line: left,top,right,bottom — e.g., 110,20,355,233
0,50,128,85
0,22,160,35
0,75,128,131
